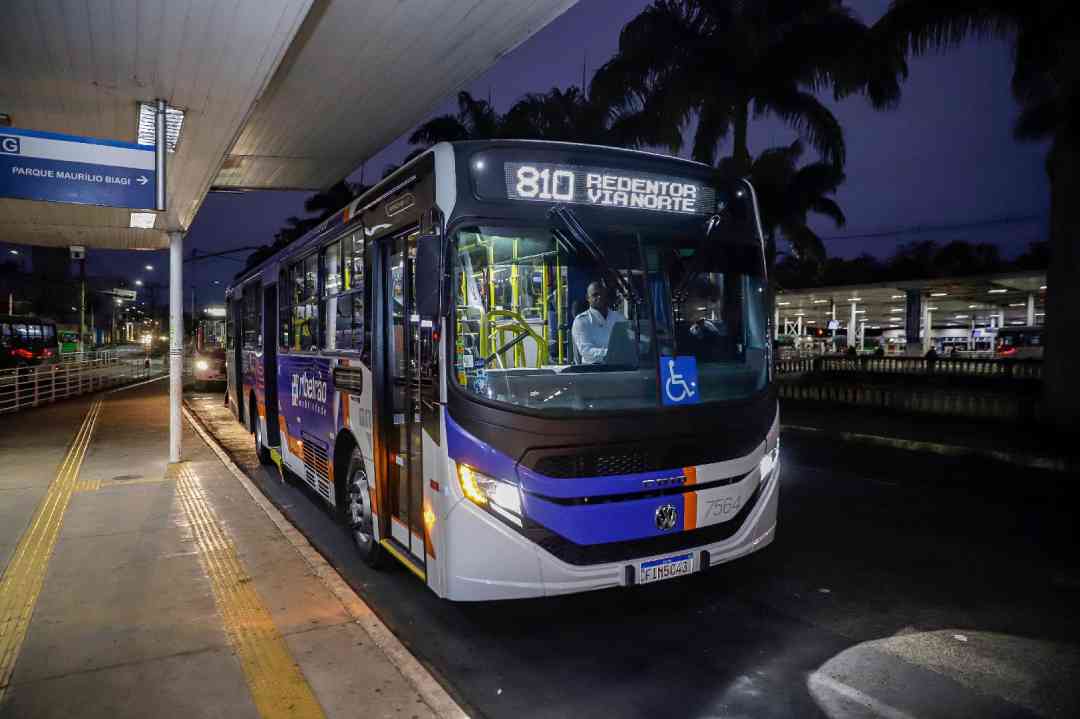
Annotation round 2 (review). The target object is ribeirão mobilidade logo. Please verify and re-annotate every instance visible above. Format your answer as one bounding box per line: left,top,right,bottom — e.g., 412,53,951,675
291,371,328,414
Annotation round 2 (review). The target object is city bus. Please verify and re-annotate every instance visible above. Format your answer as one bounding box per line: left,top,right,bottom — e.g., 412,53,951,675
226,141,779,600
0,315,60,368
192,314,227,389
995,326,1044,359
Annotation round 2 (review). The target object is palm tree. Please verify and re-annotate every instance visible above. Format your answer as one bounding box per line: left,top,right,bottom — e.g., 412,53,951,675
245,180,363,270
591,0,903,173
408,91,503,146
501,85,615,144
874,0,1079,430
731,141,846,273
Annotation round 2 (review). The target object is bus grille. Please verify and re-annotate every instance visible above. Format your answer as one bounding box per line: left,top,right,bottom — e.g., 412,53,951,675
533,445,718,478
303,440,332,500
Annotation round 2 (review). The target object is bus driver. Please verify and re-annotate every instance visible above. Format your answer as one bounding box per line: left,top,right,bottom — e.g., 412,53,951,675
571,281,626,364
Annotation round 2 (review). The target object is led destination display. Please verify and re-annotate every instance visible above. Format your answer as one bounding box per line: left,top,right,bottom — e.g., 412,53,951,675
503,161,714,215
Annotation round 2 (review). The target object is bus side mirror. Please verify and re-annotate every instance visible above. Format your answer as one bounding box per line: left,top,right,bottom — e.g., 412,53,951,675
414,234,443,319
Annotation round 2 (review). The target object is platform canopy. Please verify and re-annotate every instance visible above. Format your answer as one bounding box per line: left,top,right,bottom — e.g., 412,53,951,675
775,271,1048,329
0,0,577,251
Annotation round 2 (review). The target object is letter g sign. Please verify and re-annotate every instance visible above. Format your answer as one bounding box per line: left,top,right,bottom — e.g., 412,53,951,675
0,136,20,154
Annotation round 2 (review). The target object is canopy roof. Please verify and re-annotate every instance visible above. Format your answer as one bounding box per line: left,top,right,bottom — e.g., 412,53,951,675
0,0,576,250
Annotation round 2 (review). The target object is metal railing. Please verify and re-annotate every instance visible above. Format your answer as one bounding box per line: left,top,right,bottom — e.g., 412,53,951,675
777,382,1038,423
0,354,160,415
776,355,1042,380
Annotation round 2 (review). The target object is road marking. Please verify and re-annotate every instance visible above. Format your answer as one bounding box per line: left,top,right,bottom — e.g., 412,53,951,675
0,398,101,702
73,479,102,493
173,463,326,719
808,672,917,719
183,403,468,719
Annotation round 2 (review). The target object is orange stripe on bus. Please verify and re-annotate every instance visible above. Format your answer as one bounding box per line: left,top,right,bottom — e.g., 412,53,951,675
683,466,697,530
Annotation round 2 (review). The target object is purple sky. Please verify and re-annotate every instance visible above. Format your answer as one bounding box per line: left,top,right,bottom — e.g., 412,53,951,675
75,0,1049,308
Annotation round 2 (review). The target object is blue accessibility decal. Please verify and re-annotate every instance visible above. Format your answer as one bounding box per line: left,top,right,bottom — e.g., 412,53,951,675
660,355,699,406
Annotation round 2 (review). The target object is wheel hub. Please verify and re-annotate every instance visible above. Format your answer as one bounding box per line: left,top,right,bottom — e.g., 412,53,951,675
349,470,373,545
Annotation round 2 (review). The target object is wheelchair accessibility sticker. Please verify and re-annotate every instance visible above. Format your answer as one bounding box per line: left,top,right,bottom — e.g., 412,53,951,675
661,356,699,406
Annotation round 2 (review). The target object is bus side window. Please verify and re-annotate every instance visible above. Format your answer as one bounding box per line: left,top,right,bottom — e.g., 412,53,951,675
328,231,365,353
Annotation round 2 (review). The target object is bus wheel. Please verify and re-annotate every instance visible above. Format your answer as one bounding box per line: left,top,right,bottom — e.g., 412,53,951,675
254,418,273,466
342,450,386,569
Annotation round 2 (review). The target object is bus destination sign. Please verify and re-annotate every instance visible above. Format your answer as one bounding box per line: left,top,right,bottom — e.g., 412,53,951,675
504,161,714,215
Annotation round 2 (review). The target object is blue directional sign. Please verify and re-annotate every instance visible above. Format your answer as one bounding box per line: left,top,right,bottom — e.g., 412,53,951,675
0,127,156,209
660,355,700,406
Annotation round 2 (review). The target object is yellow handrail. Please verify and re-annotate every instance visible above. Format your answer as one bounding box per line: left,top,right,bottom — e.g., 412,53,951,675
480,309,549,368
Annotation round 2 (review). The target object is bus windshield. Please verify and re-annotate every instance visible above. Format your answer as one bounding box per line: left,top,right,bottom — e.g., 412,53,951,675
451,218,768,413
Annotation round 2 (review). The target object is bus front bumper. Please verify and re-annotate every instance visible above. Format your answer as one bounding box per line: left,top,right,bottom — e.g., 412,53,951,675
441,460,780,601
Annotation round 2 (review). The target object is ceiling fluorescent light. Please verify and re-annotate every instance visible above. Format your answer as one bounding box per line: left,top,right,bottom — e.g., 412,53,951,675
137,102,185,153
129,212,156,229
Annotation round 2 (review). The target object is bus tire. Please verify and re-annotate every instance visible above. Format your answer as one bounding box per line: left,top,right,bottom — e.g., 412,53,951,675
341,449,386,569
254,417,273,466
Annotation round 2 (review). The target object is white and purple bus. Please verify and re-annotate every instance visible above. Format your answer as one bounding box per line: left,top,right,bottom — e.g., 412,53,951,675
226,140,780,600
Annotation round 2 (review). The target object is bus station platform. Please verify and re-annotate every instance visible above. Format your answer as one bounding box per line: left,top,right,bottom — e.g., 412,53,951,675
0,379,462,719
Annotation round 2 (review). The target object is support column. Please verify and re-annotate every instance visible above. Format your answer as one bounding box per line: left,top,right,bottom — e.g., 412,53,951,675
1026,293,1035,326
773,306,779,340
848,302,857,348
904,289,922,356
169,231,183,463
79,257,86,352
923,306,933,354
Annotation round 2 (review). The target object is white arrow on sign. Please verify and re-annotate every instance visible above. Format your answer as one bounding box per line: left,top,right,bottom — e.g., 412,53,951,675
136,175,149,185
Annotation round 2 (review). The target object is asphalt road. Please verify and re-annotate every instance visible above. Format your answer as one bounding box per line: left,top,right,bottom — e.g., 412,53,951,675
188,389,1080,719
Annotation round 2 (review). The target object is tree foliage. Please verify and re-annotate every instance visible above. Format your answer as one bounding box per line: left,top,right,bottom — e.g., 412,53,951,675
728,140,846,271
874,1,1079,148
775,239,1043,289
244,180,363,271
591,0,904,171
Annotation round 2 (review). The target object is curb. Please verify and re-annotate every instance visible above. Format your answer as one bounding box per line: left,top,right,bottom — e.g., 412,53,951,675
781,424,1070,473
182,402,470,719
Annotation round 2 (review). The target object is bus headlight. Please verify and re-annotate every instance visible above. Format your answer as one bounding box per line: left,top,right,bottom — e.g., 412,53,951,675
759,444,779,483
457,464,523,526
195,359,209,371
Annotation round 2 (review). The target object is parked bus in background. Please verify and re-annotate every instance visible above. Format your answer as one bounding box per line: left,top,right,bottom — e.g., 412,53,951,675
0,315,60,368
192,314,227,389
995,326,1044,359
226,140,779,600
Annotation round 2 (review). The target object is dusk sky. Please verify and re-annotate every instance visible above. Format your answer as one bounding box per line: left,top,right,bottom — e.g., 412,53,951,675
70,0,1049,310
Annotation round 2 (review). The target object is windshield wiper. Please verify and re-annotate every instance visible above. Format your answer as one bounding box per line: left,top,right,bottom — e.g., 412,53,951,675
672,212,724,302
549,205,640,305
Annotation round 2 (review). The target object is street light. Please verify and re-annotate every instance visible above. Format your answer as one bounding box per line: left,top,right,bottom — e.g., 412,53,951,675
145,264,154,271
135,279,144,286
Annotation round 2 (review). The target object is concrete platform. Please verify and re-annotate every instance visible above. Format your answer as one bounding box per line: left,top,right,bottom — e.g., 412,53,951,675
0,379,459,719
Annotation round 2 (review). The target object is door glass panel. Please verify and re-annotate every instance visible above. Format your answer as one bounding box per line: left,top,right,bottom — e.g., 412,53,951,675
384,231,424,561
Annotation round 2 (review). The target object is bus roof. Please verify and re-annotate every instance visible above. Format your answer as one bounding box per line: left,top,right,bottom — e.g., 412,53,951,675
230,140,716,288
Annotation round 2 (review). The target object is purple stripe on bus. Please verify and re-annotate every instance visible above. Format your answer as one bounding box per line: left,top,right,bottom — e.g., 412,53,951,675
445,412,518,482
446,411,691,498
522,493,685,545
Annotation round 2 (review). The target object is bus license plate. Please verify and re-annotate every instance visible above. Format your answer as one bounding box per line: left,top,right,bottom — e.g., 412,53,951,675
638,553,694,584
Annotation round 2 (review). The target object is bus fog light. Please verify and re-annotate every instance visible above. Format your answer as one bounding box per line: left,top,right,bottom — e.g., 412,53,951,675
457,464,523,525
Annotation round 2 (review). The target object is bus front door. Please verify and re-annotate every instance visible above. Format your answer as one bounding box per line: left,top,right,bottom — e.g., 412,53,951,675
381,231,426,567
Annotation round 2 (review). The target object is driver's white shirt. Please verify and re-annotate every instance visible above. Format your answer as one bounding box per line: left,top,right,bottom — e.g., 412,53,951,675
572,307,626,364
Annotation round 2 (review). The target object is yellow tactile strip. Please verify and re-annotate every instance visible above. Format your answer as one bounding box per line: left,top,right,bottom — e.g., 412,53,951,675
173,463,326,719
0,398,102,703
72,479,101,493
